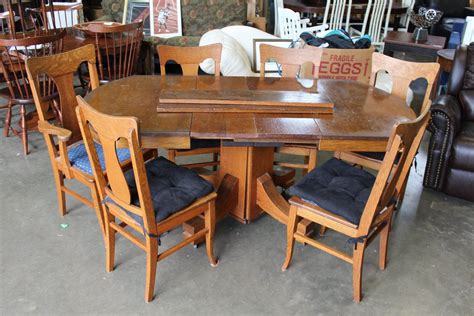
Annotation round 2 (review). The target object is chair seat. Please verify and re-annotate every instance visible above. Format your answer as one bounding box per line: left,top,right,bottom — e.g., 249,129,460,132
123,157,214,225
288,158,376,225
68,142,131,175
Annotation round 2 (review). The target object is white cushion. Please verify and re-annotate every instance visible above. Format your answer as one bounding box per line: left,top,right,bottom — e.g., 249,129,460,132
199,29,254,77
221,25,279,62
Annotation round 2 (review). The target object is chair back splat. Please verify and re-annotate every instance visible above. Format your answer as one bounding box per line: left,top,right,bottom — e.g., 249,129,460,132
157,43,222,76
259,44,323,78
26,44,99,146
370,52,440,113
86,21,144,82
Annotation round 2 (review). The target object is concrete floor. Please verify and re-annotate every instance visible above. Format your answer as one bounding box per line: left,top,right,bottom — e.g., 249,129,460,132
1,122,473,315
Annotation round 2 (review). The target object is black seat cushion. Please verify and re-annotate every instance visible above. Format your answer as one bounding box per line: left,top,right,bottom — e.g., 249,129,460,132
120,157,214,225
289,158,376,225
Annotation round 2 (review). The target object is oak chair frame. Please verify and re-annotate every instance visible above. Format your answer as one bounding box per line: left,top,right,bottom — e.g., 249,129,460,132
86,21,144,83
283,107,431,302
25,44,108,239
335,53,440,203
0,29,65,154
259,44,323,182
75,96,218,302
157,44,223,170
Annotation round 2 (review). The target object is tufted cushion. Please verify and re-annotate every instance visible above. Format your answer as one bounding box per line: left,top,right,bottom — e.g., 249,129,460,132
68,142,130,175
289,158,376,225
122,157,214,225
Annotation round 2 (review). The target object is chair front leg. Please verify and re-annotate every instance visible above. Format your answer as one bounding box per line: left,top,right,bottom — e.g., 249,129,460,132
379,218,391,271
145,237,158,303
282,205,299,271
205,200,218,267
20,104,28,155
352,241,367,303
105,210,116,273
52,168,66,216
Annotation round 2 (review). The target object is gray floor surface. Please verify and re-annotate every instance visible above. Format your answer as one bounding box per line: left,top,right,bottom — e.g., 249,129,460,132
1,75,473,315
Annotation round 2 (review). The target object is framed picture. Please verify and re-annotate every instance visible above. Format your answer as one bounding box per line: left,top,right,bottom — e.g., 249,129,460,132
253,38,293,73
123,0,151,36
150,0,182,38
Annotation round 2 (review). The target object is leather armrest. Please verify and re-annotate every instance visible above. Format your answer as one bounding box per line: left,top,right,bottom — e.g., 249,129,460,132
423,94,463,190
430,94,463,136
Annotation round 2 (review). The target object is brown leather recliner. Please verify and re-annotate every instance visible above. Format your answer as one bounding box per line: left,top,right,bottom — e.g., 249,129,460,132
424,43,474,202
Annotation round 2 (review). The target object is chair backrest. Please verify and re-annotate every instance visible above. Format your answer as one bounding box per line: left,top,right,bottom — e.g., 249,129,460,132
1,0,27,35
0,11,13,34
370,52,440,114
259,44,323,78
157,44,222,76
358,106,430,234
274,0,284,36
0,29,65,102
361,0,393,44
322,0,352,31
86,21,144,82
278,8,304,41
28,2,83,31
26,44,99,146
75,96,157,236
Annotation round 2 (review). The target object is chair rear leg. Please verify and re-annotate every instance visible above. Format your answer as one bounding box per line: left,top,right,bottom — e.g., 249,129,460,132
352,242,366,303
212,153,219,171
167,149,176,162
205,200,218,266
145,238,158,302
20,105,28,155
379,219,391,270
3,101,12,137
53,170,67,216
282,205,299,271
89,183,106,244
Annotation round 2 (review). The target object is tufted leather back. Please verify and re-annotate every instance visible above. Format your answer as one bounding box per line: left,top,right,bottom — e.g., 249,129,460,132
447,43,474,121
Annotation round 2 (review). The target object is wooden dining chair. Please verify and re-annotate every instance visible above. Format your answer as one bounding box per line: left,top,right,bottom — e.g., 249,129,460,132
335,53,439,204
75,96,219,302
157,44,223,170
0,29,65,154
259,44,323,186
27,2,84,32
282,107,430,302
86,21,144,82
25,44,130,242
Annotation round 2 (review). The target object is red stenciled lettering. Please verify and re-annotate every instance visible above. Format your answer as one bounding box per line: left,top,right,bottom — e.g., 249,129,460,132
341,63,351,74
352,63,362,75
329,63,340,73
320,61,329,73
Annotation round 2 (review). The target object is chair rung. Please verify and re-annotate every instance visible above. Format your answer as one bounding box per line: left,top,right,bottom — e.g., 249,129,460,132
157,229,208,262
111,222,146,251
181,161,219,169
274,162,308,169
62,186,93,208
294,233,353,264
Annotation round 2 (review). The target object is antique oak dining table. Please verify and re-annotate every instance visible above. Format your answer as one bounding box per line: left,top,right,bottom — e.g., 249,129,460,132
85,75,415,233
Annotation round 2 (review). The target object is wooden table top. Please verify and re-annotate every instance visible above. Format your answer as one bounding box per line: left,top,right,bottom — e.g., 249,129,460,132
384,31,446,50
85,76,415,149
437,48,455,61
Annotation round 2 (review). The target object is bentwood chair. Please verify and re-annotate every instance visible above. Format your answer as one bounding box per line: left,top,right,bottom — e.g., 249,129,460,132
25,44,131,242
335,53,439,204
157,44,223,170
75,96,219,302
283,107,430,302
0,29,65,154
86,21,144,83
259,44,323,186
